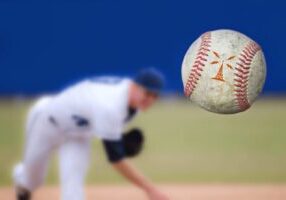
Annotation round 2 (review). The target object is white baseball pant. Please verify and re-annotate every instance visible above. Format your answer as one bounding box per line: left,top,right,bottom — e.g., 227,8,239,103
13,97,91,200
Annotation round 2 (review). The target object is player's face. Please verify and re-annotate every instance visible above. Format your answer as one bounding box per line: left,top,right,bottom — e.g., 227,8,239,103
138,87,158,111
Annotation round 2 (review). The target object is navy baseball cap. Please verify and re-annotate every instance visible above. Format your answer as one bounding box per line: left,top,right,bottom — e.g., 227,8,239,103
134,68,165,94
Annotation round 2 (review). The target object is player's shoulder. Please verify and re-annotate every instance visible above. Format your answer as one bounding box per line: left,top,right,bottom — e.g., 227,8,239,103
84,75,132,107
91,76,131,119
36,95,54,105
54,76,131,114
87,76,132,88
89,76,126,84
62,76,131,93
30,95,54,112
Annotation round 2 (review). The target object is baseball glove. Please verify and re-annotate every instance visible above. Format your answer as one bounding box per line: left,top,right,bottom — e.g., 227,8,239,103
122,128,144,158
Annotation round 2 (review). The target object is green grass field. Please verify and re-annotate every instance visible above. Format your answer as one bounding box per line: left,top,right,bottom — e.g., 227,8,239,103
0,98,286,186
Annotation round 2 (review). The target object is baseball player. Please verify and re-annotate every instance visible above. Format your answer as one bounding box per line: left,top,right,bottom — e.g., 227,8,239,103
13,68,169,200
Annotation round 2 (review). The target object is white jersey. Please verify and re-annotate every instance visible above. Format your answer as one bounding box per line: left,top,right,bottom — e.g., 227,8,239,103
14,77,137,198
41,77,133,140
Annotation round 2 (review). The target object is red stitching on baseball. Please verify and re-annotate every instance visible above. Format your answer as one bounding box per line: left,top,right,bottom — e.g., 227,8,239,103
234,78,247,84
234,41,261,111
195,66,203,71
194,60,206,66
244,47,256,56
184,32,211,97
198,47,211,52
234,84,247,88
239,54,252,62
234,73,247,79
195,56,207,62
236,63,250,70
197,52,208,57
238,58,251,65
234,67,249,74
242,50,251,58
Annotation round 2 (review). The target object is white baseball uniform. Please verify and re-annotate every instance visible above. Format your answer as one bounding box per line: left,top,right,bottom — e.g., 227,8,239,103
13,77,134,200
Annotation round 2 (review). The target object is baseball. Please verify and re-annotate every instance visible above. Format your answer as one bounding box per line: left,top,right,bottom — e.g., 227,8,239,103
182,29,267,114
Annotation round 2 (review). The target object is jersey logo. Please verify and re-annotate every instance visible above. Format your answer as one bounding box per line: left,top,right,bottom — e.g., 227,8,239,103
49,116,59,127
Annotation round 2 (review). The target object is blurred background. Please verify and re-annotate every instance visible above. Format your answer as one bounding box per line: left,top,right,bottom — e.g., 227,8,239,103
0,0,286,187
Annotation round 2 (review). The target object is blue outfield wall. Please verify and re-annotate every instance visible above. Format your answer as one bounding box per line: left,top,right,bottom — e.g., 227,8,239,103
0,0,285,95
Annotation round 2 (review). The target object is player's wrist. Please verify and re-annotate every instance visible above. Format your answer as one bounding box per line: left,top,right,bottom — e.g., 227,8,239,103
142,183,157,193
